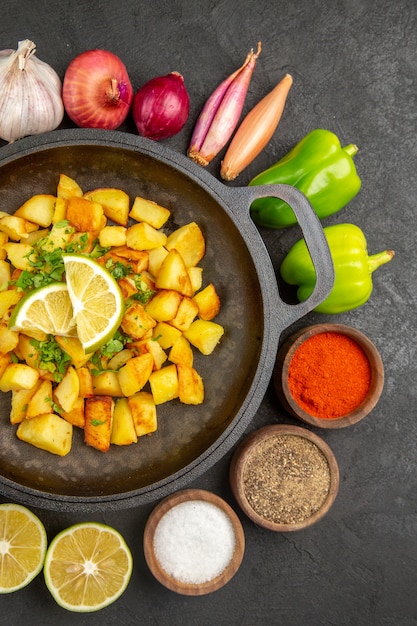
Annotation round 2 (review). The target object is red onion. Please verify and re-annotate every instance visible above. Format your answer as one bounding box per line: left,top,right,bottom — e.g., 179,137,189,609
132,72,190,141
62,49,133,130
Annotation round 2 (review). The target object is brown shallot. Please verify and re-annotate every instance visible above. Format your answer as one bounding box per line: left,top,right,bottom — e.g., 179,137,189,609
220,73,293,181
187,43,261,167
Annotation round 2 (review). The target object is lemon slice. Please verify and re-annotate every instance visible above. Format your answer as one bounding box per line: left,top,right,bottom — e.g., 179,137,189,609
62,254,124,353
43,522,133,613
0,503,47,594
8,283,76,336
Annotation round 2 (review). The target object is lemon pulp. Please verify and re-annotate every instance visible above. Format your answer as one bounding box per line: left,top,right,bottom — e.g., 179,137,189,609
8,283,76,336
43,522,133,612
0,503,47,593
62,254,124,352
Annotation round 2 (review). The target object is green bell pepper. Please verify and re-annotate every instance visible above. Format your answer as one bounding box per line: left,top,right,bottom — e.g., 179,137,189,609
280,223,395,314
249,129,361,228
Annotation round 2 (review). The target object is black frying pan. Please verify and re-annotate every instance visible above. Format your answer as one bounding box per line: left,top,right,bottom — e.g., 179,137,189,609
0,129,334,512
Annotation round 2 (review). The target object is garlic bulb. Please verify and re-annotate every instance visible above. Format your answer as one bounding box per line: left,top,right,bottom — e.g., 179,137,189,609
0,39,64,142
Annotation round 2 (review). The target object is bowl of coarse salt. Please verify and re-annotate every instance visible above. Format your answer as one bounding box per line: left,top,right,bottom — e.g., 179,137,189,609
143,489,245,595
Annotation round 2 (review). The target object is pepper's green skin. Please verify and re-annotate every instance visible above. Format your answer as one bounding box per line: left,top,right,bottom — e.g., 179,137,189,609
249,129,362,228
280,223,395,314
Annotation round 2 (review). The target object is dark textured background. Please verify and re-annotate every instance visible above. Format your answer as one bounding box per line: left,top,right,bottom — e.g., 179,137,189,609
0,1,416,624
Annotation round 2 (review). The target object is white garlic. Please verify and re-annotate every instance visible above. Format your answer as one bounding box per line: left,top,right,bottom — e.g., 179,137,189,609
0,39,64,143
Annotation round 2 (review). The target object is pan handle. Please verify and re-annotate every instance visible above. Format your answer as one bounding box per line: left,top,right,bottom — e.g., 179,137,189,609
229,184,335,323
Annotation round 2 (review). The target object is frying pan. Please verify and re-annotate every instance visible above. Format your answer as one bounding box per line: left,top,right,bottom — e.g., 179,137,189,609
0,129,334,512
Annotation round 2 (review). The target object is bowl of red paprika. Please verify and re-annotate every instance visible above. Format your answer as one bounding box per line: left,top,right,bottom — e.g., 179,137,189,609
274,323,384,429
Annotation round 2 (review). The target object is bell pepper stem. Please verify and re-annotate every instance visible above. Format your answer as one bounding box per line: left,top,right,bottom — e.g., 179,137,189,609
368,249,395,274
343,143,359,157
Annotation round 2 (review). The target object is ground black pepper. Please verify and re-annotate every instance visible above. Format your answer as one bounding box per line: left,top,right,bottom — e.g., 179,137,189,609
242,434,331,525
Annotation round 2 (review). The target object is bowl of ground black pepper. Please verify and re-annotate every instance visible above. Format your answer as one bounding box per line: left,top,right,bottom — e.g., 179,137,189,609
230,424,339,531
274,323,384,429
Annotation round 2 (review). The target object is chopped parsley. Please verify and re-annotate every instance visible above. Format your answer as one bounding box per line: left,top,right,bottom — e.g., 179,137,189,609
29,337,72,382
89,330,129,374
130,274,155,304
105,259,132,280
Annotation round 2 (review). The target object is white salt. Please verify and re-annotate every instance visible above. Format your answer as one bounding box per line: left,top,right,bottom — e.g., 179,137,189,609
153,499,236,584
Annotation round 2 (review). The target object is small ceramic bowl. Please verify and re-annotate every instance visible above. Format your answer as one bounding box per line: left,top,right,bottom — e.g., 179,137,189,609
143,489,245,595
230,424,339,532
274,323,384,429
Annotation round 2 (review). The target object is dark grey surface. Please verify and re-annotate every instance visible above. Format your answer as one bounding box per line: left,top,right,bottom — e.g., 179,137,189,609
0,0,415,624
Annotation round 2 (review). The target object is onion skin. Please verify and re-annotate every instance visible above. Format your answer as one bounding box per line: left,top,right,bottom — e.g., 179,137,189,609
187,43,261,167
62,49,133,130
132,72,190,141
220,73,293,181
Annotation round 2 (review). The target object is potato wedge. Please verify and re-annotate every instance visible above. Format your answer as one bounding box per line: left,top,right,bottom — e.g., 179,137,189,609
126,222,167,250
170,296,199,331
0,258,10,286
148,246,169,277
0,290,22,318
166,222,205,267
188,266,203,293
193,283,221,320
0,352,11,380
53,366,79,413
55,336,93,368
121,303,156,340
110,397,137,445
155,249,193,297
0,323,19,353
145,289,182,322
17,413,73,456
168,335,194,367
84,188,130,226
84,396,114,452
177,364,204,405
152,321,182,349
92,370,123,396
66,196,105,232
0,215,38,241
128,391,157,436
40,222,73,252
183,319,225,355
0,363,39,392
76,367,94,398
61,397,85,429
14,194,56,228
57,173,83,199
129,196,170,229
26,379,54,418
117,353,154,397
52,197,68,223
10,387,38,425
131,338,167,371
3,242,37,271
149,364,179,405
98,225,127,247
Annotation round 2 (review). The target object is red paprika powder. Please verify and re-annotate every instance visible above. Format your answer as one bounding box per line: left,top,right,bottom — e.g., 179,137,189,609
288,331,371,419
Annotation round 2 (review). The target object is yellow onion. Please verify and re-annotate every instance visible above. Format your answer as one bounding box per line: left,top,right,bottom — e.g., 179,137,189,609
0,40,64,143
